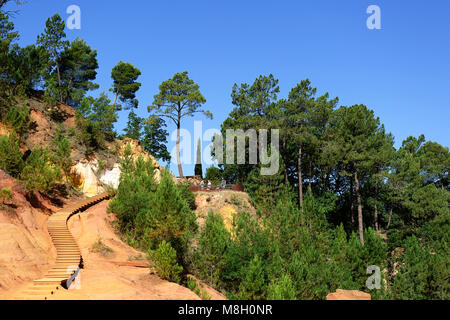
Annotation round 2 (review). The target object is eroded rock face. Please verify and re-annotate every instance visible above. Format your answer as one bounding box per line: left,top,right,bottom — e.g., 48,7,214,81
69,138,170,197
326,289,371,300
98,163,121,189
0,170,56,297
70,160,104,197
194,190,256,231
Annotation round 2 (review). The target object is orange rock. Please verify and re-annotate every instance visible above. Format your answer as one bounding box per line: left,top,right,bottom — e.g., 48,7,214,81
326,289,371,300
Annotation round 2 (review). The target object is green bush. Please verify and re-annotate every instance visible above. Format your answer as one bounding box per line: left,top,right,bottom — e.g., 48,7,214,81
267,274,297,300
177,180,196,210
96,158,106,175
107,146,157,235
3,105,30,136
52,125,72,182
193,211,230,287
149,240,183,283
0,132,24,177
392,235,449,299
205,165,222,184
108,146,197,263
142,170,197,255
187,277,211,300
237,255,266,300
0,188,13,204
20,147,60,193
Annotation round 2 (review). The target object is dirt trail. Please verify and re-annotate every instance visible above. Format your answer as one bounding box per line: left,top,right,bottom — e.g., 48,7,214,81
4,199,201,300
59,200,201,300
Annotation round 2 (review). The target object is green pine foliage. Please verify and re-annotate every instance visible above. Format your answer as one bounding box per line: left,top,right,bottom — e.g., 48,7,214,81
177,181,196,210
149,240,183,283
20,147,60,193
52,125,72,182
0,187,12,204
108,145,197,268
0,132,24,177
110,61,141,110
392,236,449,299
0,6,448,300
145,170,197,256
2,105,30,136
237,255,266,300
192,211,230,287
267,274,297,300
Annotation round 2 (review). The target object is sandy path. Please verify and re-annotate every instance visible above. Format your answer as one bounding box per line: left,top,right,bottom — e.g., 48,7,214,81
59,200,200,300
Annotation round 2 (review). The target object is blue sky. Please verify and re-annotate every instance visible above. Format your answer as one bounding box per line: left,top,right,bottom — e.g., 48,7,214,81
5,0,450,175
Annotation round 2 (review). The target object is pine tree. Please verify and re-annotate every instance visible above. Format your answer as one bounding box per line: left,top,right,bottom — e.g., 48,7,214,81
0,131,23,177
193,211,230,287
110,61,141,110
123,110,143,140
141,116,170,162
237,255,266,300
20,147,60,193
145,169,197,255
267,274,297,300
37,14,68,103
59,38,99,106
148,71,212,177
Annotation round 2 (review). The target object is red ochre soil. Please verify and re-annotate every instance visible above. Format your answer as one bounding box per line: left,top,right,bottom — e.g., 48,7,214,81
0,171,223,299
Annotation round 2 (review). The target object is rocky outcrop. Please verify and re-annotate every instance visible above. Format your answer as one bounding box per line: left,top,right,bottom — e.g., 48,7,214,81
69,138,170,197
194,190,256,231
326,289,371,300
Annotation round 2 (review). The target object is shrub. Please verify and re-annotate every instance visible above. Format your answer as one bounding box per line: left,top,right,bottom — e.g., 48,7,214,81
20,147,60,193
205,165,222,184
149,240,183,283
108,146,197,261
193,211,230,287
96,158,106,175
267,274,297,300
187,277,211,300
177,180,196,210
3,105,30,136
0,132,24,177
230,194,242,207
392,235,449,299
142,170,197,255
52,125,72,182
0,188,13,204
237,255,266,300
91,237,114,258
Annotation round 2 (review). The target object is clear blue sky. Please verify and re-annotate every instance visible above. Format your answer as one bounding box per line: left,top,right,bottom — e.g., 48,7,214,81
6,0,450,175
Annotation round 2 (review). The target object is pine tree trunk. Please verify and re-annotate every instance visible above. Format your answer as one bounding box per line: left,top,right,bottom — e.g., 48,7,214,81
354,171,364,245
297,146,303,209
283,135,288,185
387,208,393,229
374,178,379,232
309,160,312,189
112,89,119,110
350,177,354,227
55,51,63,103
176,120,184,178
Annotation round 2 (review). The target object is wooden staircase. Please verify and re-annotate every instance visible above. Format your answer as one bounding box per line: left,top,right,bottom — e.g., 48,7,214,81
11,193,110,300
